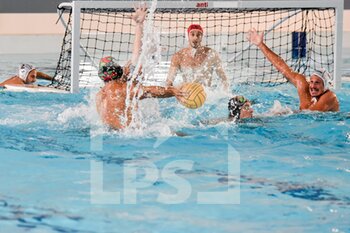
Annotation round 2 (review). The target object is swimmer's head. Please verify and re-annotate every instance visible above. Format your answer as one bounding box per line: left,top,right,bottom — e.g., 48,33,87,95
228,95,253,120
18,64,36,83
98,56,123,82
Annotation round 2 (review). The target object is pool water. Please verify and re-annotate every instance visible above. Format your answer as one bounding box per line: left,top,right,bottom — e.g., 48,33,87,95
0,53,349,233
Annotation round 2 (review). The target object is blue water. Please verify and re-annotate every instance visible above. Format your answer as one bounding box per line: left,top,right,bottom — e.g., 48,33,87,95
0,53,349,233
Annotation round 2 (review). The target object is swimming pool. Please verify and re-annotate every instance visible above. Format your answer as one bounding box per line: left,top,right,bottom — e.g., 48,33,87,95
0,53,349,233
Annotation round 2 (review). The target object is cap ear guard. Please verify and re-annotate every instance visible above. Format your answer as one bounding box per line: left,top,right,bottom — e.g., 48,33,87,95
18,64,35,82
99,64,123,82
228,95,248,120
312,68,332,91
98,56,123,82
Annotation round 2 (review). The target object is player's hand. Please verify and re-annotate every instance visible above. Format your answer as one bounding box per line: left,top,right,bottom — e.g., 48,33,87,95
171,87,189,98
247,28,264,46
132,2,147,24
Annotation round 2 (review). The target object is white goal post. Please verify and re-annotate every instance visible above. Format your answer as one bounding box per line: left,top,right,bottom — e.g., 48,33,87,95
54,0,344,93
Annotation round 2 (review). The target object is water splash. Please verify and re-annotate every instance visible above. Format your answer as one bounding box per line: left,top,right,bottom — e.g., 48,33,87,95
263,100,293,117
124,0,160,133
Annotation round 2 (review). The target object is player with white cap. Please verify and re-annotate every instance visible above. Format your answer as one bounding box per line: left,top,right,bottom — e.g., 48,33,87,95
247,28,339,112
0,63,53,87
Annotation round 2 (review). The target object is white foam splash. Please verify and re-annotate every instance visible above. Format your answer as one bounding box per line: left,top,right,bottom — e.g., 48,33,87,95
122,0,160,135
264,100,293,116
57,91,104,130
57,103,89,124
0,105,57,126
119,98,174,138
0,118,28,126
205,86,231,104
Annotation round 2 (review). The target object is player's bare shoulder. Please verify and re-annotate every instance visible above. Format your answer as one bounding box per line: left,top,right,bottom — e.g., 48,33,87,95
202,47,220,64
203,46,213,53
174,48,188,58
171,48,187,65
310,89,339,112
323,90,339,106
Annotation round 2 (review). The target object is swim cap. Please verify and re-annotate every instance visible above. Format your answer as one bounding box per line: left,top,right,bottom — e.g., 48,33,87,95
312,68,332,91
18,64,35,82
228,95,248,119
98,56,123,82
187,24,203,34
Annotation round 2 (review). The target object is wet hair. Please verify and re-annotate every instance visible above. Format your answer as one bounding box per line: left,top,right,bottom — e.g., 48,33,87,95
228,95,248,120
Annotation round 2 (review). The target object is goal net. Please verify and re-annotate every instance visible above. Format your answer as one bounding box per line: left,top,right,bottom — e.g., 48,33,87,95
51,1,343,93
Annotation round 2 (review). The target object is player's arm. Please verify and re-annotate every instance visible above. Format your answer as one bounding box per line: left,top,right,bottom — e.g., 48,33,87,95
247,28,302,87
139,85,181,99
37,71,54,81
0,77,23,86
307,92,339,112
166,54,180,86
0,80,8,87
130,3,147,66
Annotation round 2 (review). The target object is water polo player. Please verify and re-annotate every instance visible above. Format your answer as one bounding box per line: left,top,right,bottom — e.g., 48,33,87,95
166,24,229,92
95,4,185,130
247,28,339,112
0,63,53,87
228,95,254,120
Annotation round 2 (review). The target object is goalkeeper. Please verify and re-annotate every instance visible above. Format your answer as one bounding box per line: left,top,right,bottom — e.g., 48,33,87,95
166,24,229,92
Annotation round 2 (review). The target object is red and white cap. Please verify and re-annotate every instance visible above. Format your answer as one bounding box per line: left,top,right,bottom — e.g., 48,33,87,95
187,24,203,34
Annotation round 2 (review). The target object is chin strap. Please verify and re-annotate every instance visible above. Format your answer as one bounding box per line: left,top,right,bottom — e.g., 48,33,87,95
191,48,197,57
311,97,317,105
